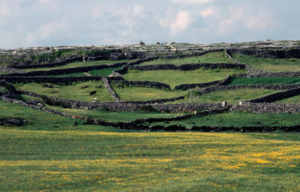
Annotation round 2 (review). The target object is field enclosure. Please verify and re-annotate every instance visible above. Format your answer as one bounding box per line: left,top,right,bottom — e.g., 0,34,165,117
2,43,300,191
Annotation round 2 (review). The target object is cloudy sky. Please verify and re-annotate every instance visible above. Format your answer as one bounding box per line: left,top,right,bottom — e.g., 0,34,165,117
1,0,300,49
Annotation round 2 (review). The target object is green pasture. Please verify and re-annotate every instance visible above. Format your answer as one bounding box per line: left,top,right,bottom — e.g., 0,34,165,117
46,105,184,122
232,54,300,72
13,81,114,102
53,67,122,77
170,89,279,104
111,85,187,101
24,59,135,72
275,95,300,104
139,51,232,66
145,111,300,128
230,76,300,85
122,68,244,89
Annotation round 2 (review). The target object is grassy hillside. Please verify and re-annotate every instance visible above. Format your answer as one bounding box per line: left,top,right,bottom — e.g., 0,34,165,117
24,59,135,72
232,54,300,72
122,68,244,89
14,81,114,102
230,77,300,85
275,95,300,104
140,51,232,66
111,86,186,101
144,111,300,128
170,89,279,104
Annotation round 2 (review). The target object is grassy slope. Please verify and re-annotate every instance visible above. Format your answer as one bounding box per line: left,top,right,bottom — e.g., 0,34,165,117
1,102,300,191
140,51,232,66
1,130,300,191
53,67,122,77
112,86,187,101
14,81,114,102
275,95,300,104
122,69,244,89
232,54,300,72
46,105,184,122
146,111,300,128
170,89,279,104
24,59,136,72
230,77,300,85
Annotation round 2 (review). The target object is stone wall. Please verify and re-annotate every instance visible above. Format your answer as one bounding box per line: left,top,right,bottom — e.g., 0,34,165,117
102,78,123,102
129,63,245,71
227,48,300,59
199,84,300,94
110,80,171,90
1,76,123,84
4,62,128,77
11,56,83,69
230,102,300,114
18,90,223,112
174,80,220,90
246,87,300,103
0,66,26,74
234,72,300,78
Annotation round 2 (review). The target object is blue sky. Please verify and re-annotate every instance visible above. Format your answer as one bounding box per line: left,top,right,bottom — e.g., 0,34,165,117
1,0,300,49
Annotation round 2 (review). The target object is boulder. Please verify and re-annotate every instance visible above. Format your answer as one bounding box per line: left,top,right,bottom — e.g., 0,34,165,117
95,85,103,89
43,84,54,88
6,118,24,126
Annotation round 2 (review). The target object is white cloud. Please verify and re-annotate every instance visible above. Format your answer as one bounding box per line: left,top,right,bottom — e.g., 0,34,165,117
200,7,215,17
171,11,193,34
132,5,144,16
170,0,214,4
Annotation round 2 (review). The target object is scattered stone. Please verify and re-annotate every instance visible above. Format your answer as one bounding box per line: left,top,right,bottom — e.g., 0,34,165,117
81,85,90,89
90,91,97,96
222,101,227,108
43,83,54,88
95,85,102,89
6,118,24,126
73,121,78,126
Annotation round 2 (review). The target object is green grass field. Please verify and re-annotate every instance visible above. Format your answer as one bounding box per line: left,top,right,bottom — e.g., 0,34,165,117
232,54,300,72
139,51,232,66
122,68,244,89
24,59,135,72
145,111,300,128
46,105,184,122
275,95,300,104
170,89,279,104
111,86,187,101
53,67,122,77
230,77,300,85
1,101,300,191
0,71,9,75
14,81,114,102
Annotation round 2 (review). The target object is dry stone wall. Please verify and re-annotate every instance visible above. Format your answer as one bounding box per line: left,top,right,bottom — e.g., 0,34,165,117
199,84,300,94
246,87,300,103
230,102,300,114
174,80,220,90
130,63,245,71
0,76,123,84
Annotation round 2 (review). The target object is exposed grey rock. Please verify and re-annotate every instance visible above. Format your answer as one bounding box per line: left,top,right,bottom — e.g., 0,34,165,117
6,118,24,126
43,83,54,88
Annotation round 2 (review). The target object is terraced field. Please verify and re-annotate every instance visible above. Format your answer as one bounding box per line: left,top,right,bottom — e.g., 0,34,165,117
232,54,300,72
140,51,232,66
24,59,136,72
1,46,300,191
122,68,243,89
